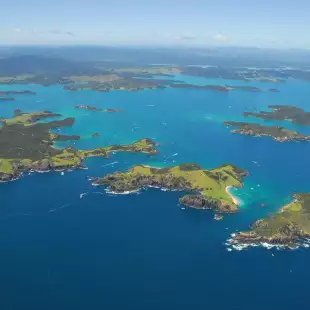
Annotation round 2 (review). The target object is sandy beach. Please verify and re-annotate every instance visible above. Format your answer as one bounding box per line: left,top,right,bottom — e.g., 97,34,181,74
280,199,296,212
226,186,242,206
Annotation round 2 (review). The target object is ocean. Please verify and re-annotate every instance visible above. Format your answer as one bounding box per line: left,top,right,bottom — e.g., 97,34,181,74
1,76,310,309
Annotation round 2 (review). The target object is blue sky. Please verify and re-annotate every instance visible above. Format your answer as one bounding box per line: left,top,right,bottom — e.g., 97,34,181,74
1,0,310,48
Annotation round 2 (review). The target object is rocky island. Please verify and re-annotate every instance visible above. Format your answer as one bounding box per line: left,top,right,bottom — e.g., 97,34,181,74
75,105,102,111
224,121,310,142
93,163,248,214
228,194,310,250
0,110,158,182
244,105,310,125
104,109,124,113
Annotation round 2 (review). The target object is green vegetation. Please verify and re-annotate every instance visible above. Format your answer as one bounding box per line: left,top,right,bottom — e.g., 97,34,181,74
224,121,310,142
0,110,61,126
229,194,310,249
244,105,310,125
170,84,262,92
64,78,169,92
0,75,36,83
112,67,181,75
0,111,158,182
67,74,121,83
94,163,248,213
83,138,158,158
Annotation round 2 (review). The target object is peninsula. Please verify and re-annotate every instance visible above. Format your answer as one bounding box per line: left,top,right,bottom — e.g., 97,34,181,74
93,163,248,214
244,105,310,125
0,109,61,125
224,121,310,142
229,194,310,249
0,110,158,182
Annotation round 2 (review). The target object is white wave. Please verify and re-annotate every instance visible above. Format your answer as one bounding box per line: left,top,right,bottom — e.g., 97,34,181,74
105,189,140,195
102,161,118,168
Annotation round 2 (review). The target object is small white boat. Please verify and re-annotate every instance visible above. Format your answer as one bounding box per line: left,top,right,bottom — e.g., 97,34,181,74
80,192,87,199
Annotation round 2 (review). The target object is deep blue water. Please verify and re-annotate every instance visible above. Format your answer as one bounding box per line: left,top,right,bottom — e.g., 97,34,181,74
1,77,310,309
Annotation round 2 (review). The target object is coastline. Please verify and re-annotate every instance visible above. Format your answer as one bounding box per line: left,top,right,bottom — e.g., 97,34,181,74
226,186,242,206
280,198,296,212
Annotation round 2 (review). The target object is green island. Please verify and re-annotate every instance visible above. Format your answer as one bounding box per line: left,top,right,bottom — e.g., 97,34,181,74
224,121,310,142
93,163,248,214
64,78,169,92
170,84,262,92
68,74,121,83
0,90,36,95
244,105,310,125
229,194,310,249
111,66,182,76
0,110,158,182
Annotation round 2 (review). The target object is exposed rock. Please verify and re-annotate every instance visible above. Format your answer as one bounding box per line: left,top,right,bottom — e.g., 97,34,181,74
180,195,238,213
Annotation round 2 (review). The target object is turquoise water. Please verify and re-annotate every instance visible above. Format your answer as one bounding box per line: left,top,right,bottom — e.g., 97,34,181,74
1,77,310,309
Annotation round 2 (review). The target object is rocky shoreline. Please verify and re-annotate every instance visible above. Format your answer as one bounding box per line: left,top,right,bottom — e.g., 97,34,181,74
228,194,310,250
180,194,239,213
224,121,310,142
75,105,102,111
0,138,158,183
0,109,159,183
93,163,248,214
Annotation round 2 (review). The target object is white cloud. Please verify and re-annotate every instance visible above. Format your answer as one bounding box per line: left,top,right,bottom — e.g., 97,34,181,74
175,35,196,41
30,29,75,36
12,28,22,33
48,29,75,36
213,33,227,42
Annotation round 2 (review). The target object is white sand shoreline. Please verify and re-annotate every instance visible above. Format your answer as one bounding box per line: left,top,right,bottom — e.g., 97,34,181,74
226,186,242,206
